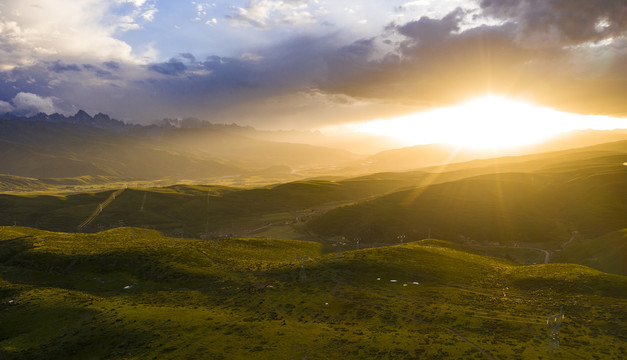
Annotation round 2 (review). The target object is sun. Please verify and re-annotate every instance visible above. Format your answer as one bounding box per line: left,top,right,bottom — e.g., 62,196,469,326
335,96,625,150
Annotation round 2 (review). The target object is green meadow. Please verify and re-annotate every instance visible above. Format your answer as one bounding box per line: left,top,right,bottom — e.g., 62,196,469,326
0,140,625,359
1,227,625,359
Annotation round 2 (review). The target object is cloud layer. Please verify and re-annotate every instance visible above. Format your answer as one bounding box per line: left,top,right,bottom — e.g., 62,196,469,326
0,0,625,127
0,92,59,116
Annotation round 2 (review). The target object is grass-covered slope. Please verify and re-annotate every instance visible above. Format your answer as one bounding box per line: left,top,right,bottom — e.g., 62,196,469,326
1,227,625,359
3,140,626,241
0,175,138,194
307,159,627,245
0,175,50,192
553,229,627,276
0,173,439,235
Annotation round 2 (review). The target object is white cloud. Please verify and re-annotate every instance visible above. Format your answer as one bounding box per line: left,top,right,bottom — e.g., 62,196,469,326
142,8,159,21
0,0,159,68
194,2,216,21
226,0,318,28
0,100,14,113
139,42,159,63
120,0,147,7
12,92,57,115
240,52,263,62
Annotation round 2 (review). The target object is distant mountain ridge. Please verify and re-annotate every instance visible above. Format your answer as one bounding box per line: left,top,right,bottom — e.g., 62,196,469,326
0,110,281,134
0,111,359,182
0,110,132,132
2,110,626,185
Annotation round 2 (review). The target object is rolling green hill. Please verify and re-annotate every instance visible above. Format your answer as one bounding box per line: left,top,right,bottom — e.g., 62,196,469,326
307,142,627,248
1,140,625,276
307,170,626,245
0,175,139,193
553,229,627,276
0,173,435,235
0,175,50,192
1,227,625,359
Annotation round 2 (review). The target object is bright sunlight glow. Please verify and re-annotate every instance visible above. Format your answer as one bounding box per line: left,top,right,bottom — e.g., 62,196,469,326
327,96,627,149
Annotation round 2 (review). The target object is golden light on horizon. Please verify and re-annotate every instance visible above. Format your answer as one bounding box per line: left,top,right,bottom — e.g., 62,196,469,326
327,96,627,150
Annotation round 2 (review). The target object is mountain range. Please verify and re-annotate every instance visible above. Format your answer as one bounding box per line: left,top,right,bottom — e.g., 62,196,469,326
1,110,626,190
0,111,358,183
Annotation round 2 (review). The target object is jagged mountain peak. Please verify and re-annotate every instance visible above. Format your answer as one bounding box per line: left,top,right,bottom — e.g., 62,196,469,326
0,109,129,131
74,109,91,118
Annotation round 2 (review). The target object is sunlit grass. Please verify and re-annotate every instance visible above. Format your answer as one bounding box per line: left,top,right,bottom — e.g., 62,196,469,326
1,226,625,359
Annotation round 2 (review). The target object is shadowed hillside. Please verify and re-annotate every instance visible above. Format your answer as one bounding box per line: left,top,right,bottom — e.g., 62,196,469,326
307,168,627,246
0,173,435,235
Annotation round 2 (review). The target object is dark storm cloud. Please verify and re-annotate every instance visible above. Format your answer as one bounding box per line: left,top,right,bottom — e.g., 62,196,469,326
96,69,114,78
179,53,196,63
316,2,627,115
77,35,340,123
140,35,335,103
103,61,120,70
82,64,114,78
1,1,625,125
317,9,529,105
337,38,377,58
148,60,187,76
50,61,81,73
396,8,464,44
0,64,57,99
479,0,627,45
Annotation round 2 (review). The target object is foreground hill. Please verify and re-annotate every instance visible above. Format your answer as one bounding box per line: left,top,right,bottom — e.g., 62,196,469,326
1,227,625,359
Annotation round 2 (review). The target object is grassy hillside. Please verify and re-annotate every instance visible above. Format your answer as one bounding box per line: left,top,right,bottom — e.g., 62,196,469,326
0,175,143,194
307,149,627,246
0,227,625,359
0,173,443,235
0,175,50,192
2,140,625,247
553,229,627,276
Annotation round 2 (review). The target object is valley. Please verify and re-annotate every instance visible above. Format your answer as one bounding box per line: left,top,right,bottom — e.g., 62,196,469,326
3,2,627,358
1,115,626,359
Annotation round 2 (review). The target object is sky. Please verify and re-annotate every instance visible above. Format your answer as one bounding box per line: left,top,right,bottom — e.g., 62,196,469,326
0,0,626,131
